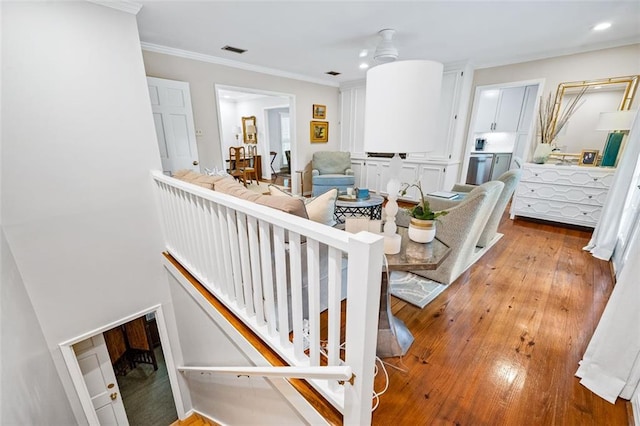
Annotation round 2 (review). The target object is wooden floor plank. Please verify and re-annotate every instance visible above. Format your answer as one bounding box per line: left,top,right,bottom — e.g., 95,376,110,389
372,212,630,425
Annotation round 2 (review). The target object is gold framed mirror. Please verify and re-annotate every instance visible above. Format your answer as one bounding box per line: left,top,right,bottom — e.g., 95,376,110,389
550,75,639,152
242,116,257,144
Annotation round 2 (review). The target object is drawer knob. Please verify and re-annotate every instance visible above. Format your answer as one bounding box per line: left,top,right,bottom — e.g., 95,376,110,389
588,195,593,199
583,212,587,215
527,204,531,208
593,178,598,181
530,189,534,192
534,173,539,177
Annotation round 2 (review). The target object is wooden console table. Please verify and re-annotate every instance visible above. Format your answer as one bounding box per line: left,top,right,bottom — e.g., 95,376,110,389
377,227,450,358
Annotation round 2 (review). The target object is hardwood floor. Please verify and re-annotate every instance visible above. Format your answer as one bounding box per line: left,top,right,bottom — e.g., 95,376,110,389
371,213,630,425
117,346,178,425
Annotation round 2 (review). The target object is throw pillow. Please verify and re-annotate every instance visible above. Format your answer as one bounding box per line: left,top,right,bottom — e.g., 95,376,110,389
269,184,337,226
305,188,338,227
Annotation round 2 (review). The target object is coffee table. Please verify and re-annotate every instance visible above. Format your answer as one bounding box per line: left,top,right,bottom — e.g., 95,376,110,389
377,227,450,358
334,194,384,224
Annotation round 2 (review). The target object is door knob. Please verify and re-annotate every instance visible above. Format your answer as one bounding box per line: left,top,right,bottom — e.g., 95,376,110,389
193,160,199,166
110,392,118,401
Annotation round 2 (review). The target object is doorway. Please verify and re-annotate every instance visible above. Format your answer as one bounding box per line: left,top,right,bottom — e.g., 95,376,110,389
215,85,294,183
266,107,291,180
60,305,184,425
461,79,544,181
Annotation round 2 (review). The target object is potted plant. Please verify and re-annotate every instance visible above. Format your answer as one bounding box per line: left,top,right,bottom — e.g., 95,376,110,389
400,181,448,243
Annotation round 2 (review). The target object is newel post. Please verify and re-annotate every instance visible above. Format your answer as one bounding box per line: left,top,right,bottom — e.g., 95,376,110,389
343,231,384,425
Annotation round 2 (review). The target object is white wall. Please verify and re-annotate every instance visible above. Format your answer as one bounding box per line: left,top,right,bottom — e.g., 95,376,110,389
167,272,310,425
1,231,76,425
1,2,182,423
143,50,340,191
218,98,240,157
468,44,640,158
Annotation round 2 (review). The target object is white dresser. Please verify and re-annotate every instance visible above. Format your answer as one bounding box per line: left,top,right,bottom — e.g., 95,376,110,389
511,163,616,227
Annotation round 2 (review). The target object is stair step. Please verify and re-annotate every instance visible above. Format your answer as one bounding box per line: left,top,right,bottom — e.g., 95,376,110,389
171,413,219,426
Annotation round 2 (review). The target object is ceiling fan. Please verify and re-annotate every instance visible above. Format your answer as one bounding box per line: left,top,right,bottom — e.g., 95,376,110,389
358,29,399,70
372,29,398,63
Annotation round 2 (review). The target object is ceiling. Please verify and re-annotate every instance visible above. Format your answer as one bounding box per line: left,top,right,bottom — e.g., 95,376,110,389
136,1,640,85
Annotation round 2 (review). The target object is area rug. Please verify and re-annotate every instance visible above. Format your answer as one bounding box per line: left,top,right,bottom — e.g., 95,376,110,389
389,271,447,309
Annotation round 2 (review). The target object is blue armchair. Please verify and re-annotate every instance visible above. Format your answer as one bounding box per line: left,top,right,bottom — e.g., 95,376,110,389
311,151,355,196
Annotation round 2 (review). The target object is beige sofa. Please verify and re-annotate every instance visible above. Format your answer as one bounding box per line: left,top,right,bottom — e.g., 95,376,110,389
173,169,309,218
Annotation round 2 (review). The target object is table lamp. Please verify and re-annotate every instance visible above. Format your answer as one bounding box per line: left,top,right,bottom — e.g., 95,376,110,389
363,60,443,254
245,124,257,143
596,110,637,167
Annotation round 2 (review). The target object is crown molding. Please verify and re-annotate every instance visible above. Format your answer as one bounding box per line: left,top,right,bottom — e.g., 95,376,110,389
473,38,640,70
140,42,340,88
89,1,142,15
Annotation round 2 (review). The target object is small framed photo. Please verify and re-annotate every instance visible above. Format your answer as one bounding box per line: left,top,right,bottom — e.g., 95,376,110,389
312,104,326,119
579,149,599,166
310,121,329,143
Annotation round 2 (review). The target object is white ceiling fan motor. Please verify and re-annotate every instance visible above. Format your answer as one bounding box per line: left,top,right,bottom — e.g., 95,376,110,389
373,29,398,63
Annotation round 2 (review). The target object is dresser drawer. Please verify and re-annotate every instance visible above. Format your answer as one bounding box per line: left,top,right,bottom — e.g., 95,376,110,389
516,182,609,206
513,196,602,227
521,166,614,189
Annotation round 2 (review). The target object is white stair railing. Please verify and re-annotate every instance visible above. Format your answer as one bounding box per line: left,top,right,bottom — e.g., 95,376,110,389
152,171,383,425
178,365,352,381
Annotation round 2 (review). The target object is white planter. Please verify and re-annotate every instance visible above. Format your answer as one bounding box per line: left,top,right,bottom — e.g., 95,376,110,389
532,143,553,164
408,218,436,243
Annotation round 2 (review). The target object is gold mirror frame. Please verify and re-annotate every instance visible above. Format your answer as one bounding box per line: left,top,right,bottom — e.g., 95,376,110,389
550,75,639,137
242,116,257,144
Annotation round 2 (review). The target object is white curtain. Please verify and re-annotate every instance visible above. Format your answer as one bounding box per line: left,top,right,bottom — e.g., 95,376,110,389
583,114,639,260
577,113,640,403
576,221,640,402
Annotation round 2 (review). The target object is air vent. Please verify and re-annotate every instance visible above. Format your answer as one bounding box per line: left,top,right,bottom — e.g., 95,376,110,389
325,71,341,76
221,45,247,54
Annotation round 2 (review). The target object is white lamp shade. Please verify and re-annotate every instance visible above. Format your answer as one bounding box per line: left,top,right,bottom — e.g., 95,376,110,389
596,110,637,131
363,60,443,153
246,124,257,134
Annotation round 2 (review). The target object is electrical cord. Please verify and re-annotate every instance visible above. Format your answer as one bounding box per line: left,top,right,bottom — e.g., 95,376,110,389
301,254,393,411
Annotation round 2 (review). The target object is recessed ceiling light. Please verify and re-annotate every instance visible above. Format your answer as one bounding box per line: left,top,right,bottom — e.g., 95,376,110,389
359,63,369,70
593,22,611,31
359,49,368,58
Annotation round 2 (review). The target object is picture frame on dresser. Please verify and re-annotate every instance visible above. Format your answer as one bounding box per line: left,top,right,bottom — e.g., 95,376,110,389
579,149,598,166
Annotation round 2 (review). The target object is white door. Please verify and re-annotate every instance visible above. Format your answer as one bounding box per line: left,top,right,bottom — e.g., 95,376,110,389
147,77,199,175
74,334,129,425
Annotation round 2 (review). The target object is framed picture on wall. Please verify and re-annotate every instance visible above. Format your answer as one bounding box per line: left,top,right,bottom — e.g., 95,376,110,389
579,149,599,166
310,121,329,143
312,104,326,119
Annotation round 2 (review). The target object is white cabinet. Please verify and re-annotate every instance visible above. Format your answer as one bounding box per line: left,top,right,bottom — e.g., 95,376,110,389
350,159,365,188
474,86,526,132
511,163,615,227
491,153,512,180
339,84,367,155
351,158,446,202
418,164,445,195
339,65,474,176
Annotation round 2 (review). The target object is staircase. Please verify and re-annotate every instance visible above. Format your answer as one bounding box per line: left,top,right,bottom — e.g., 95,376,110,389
172,412,218,426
